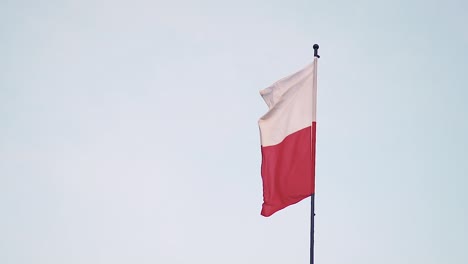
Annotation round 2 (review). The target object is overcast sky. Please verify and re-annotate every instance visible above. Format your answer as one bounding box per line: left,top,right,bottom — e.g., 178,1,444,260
1,0,468,263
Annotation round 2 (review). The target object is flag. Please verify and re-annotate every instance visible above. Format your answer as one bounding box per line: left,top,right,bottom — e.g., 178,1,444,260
258,62,317,217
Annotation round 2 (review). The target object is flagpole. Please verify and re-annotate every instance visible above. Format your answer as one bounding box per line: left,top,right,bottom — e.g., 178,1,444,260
311,44,319,264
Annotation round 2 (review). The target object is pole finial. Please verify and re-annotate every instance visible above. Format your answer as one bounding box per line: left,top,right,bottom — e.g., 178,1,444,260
313,44,320,58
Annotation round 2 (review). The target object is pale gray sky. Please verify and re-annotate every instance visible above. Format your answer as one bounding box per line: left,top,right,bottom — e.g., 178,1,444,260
1,0,468,263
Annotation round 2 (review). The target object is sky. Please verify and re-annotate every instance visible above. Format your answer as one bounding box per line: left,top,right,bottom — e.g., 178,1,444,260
1,0,468,263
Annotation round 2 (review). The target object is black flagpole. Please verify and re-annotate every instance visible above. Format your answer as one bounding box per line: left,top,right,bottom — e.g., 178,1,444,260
311,44,319,264
310,193,315,264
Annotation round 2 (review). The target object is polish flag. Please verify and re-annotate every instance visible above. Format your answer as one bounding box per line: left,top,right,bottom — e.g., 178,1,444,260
258,60,317,217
